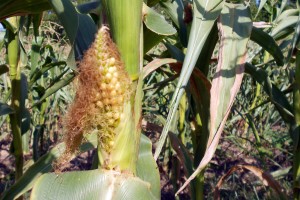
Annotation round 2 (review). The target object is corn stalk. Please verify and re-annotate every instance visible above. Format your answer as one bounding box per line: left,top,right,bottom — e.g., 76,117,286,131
294,48,300,200
7,17,23,182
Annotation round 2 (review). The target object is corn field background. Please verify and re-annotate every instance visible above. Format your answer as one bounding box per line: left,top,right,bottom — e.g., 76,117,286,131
0,0,300,199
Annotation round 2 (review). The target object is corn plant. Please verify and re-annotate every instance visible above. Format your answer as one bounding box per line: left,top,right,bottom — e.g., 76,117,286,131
1,0,300,199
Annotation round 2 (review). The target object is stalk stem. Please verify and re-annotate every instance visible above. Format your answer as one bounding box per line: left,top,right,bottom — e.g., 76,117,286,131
293,51,300,200
7,17,23,181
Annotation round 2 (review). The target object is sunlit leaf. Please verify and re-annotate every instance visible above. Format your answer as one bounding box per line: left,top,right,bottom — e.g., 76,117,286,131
272,16,299,40
136,134,160,199
143,58,177,79
176,3,252,194
30,170,158,200
143,3,176,36
154,0,224,161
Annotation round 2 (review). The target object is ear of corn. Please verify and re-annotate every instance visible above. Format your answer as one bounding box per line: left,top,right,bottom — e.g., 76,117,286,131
56,0,145,178
55,27,132,171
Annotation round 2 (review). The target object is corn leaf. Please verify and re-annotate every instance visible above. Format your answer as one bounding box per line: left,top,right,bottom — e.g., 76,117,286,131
176,3,252,194
195,23,218,75
245,63,294,122
30,36,43,75
276,9,299,23
29,135,159,200
143,58,177,79
32,72,75,107
283,13,300,68
30,169,158,200
250,27,284,66
76,1,100,14
143,27,165,53
164,42,185,62
272,16,299,40
254,0,267,19
160,0,188,47
0,102,14,116
168,132,197,198
154,0,224,161
143,3,176,36
214,165,288,199
30,61,67,85
48,0,96,60
0,0,50,22
136,135,161,199
0,134,98,200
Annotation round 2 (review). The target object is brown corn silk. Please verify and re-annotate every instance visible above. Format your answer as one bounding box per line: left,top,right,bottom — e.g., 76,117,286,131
55,26,131,170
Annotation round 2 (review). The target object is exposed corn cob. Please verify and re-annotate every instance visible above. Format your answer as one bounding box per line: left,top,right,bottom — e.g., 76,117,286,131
55,26,131,171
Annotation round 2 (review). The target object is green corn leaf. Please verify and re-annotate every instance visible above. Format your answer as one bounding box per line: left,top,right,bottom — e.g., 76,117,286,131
0,102,14,116
0,134,98,200
164,42,185,62
30,36,43,75
32,13,43,37
142,3,177,56
48,0,96,60
283,13,300,68
160,0,188,47
245,63,294,122
30,61,67,85
154,0,224,161
30,169,158,200
143,26,165,53
33,72,75,107
136,135,160,199
143,3,176,36
275,9,299,23
21,108,31,135
250,27,284,66
6,134,158,200
271,16,299,40
176,3,252,194
195,22,218,75
76,1,100,14
255,0,267,19
0,0,50,22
